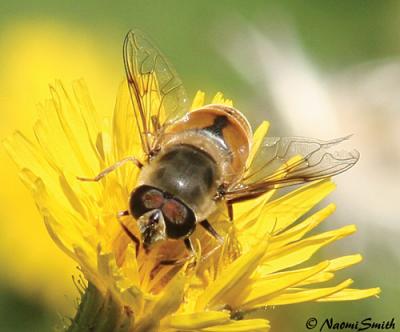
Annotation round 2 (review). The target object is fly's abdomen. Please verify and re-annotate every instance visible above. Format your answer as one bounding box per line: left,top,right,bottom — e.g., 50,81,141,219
159,104,252,184
137,144,219,220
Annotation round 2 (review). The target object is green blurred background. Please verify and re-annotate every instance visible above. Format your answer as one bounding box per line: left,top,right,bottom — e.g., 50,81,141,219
0,1,399,331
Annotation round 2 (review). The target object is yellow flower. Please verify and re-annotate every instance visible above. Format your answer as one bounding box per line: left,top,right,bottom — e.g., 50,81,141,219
5,80,380,331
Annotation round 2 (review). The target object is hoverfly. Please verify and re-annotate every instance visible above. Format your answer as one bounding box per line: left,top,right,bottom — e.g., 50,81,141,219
78,30,359,264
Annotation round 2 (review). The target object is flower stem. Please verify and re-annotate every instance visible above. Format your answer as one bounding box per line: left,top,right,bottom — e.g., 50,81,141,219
67,283,133,332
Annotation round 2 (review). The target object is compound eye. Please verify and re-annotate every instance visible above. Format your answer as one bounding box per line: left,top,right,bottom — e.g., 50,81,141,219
162,199,187,225
129,185,164,218
162,199,196,239
143,189,164,209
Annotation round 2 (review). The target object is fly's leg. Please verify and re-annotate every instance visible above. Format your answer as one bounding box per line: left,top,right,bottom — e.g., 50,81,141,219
198,219,227,262
227,201,234,221
155,222,225,272
159,238,196,266
117,210,140,255
77,156,143,182
199,219,224,244
215,184,234,221
150,238,195,279
162,220,225,266
151,115,161,132
184,237,195,253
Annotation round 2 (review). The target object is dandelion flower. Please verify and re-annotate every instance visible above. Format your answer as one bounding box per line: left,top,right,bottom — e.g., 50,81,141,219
4,80,380,331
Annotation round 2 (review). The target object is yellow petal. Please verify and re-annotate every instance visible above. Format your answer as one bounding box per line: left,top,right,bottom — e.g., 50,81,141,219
292,272,334,286
236,261,329,309
259,225,357,275
299,254,363,286
31,174,97,255
195,240,269,311
317,287,381,302
326,254,363,271
112,80,143,162
72,79,101,152
211,92,233,106
135,271,186,332
269,203,336,250
118,244,140,289
245,121,270,170
202,319,270,332
49,81,99,174
191,90,205,109
264,279,354,305
74,246,105,294
166,311,230,329
4,131,58,190
260,179,336,233
234,190,274,232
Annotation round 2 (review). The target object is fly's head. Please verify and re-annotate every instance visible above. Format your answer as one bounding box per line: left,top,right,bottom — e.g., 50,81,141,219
129,185,196,250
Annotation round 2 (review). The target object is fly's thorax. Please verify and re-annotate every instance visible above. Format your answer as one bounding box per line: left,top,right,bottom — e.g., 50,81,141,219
137,144,220,221
160,104,252,184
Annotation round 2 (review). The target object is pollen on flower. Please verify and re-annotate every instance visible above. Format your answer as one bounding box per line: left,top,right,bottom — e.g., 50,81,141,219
4,80,380,332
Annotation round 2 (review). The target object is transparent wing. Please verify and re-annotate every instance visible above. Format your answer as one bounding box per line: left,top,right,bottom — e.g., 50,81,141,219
123,30,189,155
225,135,360,201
